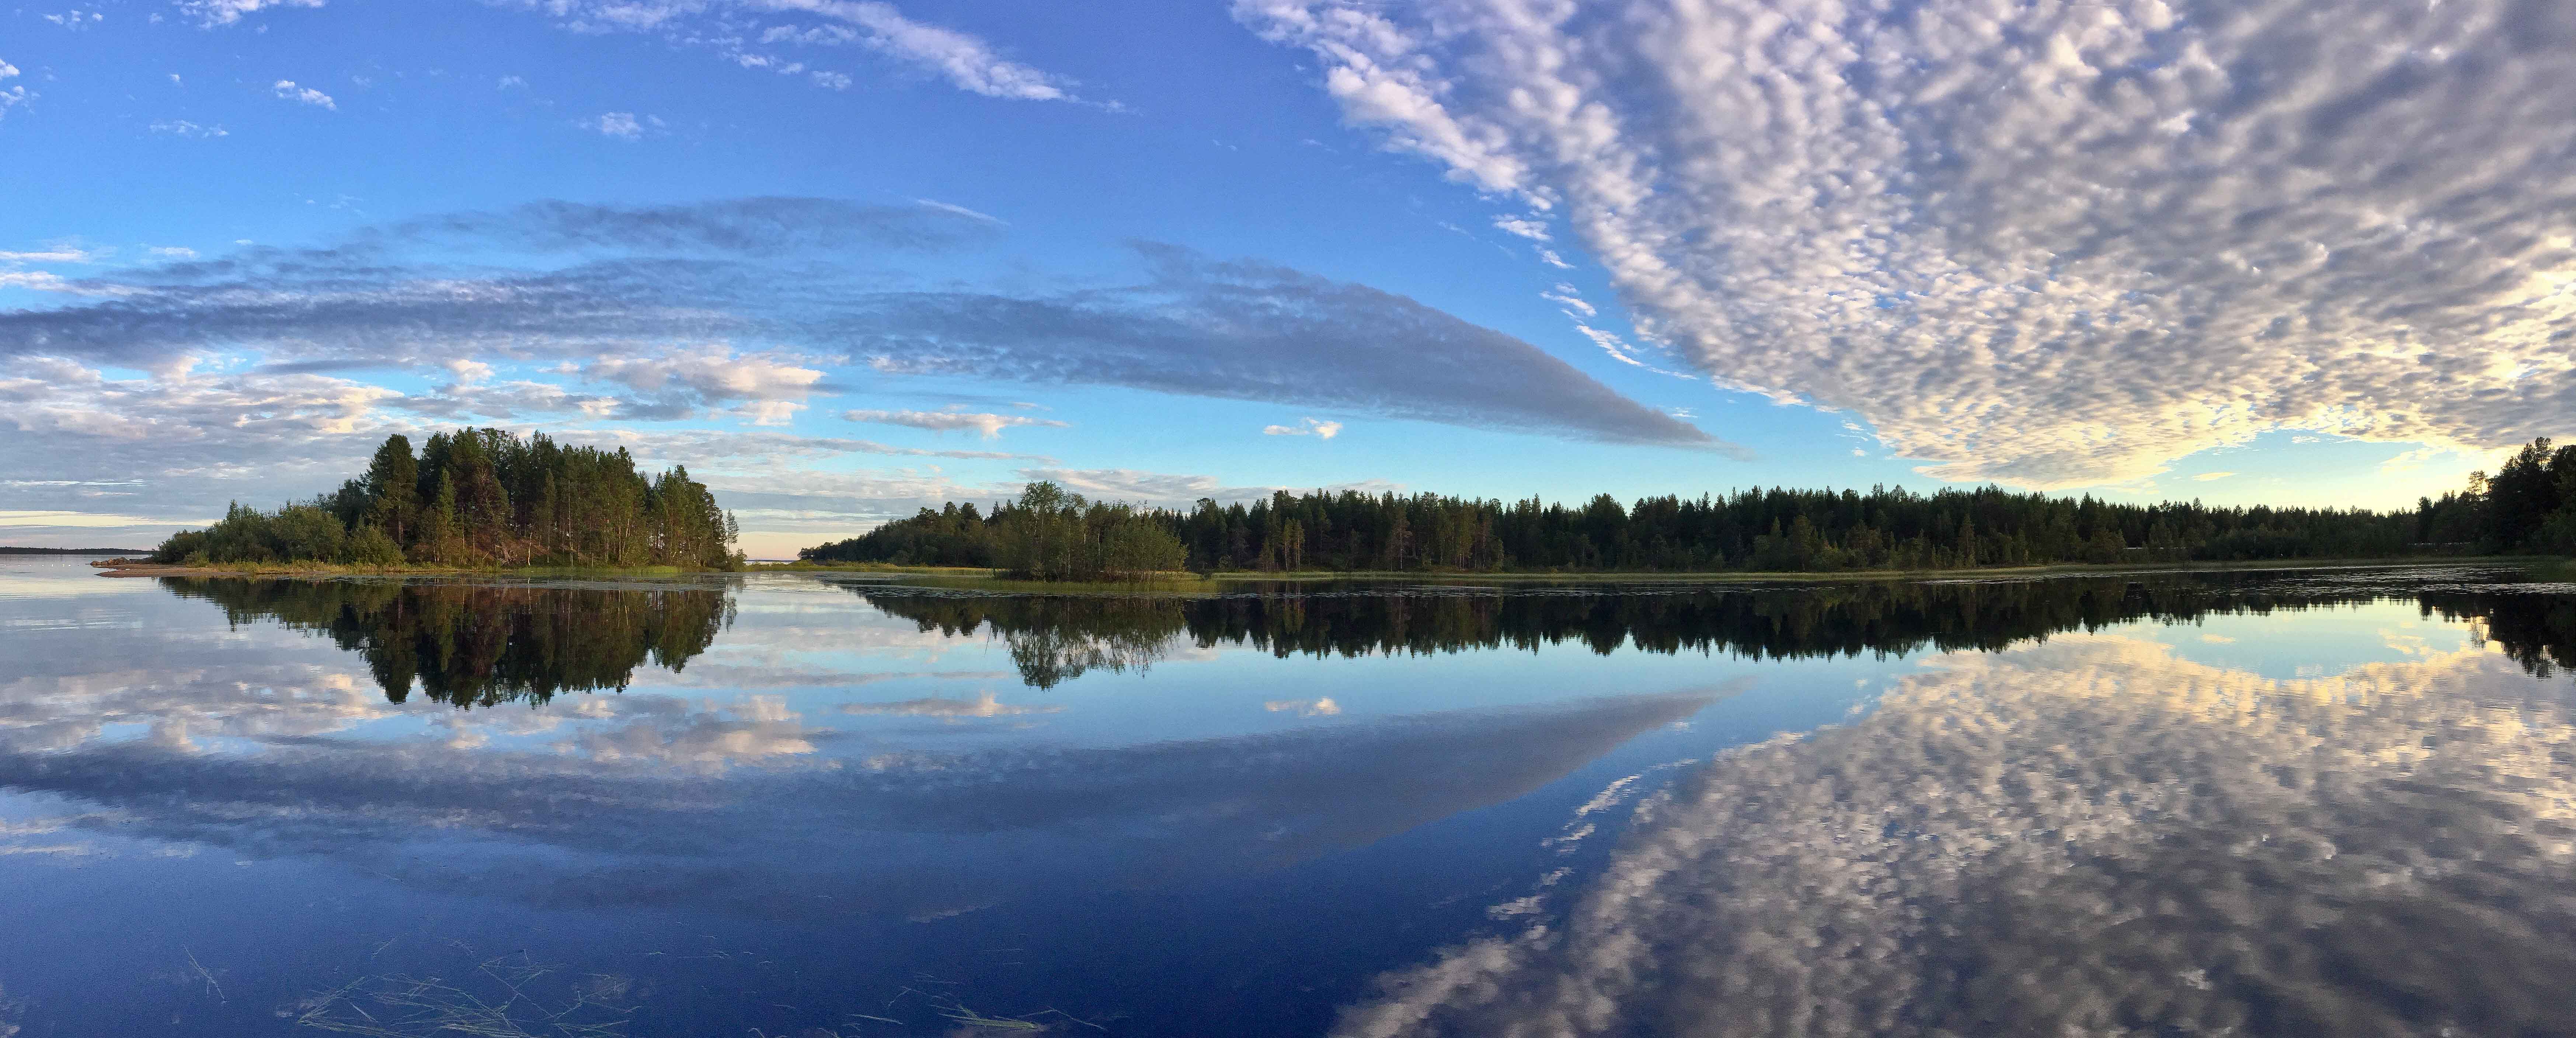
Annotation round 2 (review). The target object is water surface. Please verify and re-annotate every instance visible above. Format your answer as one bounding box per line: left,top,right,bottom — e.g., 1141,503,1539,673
2,557,2571,1036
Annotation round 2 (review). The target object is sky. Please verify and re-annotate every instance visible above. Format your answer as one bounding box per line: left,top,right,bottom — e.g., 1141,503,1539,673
3,0,2569,557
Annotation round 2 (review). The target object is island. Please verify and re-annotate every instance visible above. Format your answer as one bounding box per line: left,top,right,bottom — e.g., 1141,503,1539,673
109,428,741,575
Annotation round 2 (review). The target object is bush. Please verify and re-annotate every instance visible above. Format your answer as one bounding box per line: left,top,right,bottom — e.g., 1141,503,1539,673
342,526,404,566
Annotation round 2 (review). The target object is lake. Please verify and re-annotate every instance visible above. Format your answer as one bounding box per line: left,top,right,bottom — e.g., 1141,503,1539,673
2,555,2573,1037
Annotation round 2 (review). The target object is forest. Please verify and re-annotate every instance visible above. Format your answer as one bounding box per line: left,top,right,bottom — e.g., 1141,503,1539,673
805,438,2576,577
151,429,742,569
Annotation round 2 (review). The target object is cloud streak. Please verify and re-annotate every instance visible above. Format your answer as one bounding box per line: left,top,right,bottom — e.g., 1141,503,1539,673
1,197,1723,450
1243,0,2576,486
842,408,1069,438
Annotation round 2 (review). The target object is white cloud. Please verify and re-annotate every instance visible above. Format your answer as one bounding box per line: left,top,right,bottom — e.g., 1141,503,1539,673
270,80,335,109
587,111,655,139
497,74,528,89
179,0,322,27
2193,471,2235,482
752,0,1080,101
1264,697,1341,717
914,198,1001,224
1241,0,2576,488
587,346,824,420
1017,467,1397,508
1533,247,1571,269
149,119,228,137
1541,283,1595,318
1261,417,1343,439
518,0,1085,103
1491,215,1551,242
841,408,1069,439
145,245,198,259
0,59,27,119
0,246,98,264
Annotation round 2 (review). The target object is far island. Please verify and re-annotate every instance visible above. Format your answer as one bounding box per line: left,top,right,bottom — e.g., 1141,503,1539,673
116,428,741,575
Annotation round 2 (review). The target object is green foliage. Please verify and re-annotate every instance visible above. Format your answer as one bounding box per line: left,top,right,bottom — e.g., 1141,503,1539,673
960,482,1188,582
150,428,741,570
342,525,404,566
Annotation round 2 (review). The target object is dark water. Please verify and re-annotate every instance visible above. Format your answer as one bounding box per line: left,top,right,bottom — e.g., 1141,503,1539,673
3,557,2574,1037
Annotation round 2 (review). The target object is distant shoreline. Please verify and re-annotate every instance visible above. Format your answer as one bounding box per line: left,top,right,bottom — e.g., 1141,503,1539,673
87,560,725,579
79,554,2572,584
1,546,156,555
746,555,2572,589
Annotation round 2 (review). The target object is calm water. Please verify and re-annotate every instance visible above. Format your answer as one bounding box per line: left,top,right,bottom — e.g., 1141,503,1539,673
3,556,2574,1037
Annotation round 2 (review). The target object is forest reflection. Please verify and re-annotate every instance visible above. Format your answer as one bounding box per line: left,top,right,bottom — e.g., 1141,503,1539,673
159,577,731,708
856,571,2576,689
155,570,2576,705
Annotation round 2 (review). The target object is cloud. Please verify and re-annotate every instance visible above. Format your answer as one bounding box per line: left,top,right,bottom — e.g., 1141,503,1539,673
1263,417,1343,439
915,198,1001,224
1014,467,1397,508
1264,697,1341,717
0,59,28,119
0,246,98,264
270,80,335,109
1242,0,2576,488
861,243,1733,449
1491,215,1550,242
587,345,824,424
1335,635,2576,1037
509,0,1087,103
2193,471,2235,482
755,0,1079,101
1,199,1716,450
841,408,1069,438
179,0,323,27
587,111,661,139
1540,283,1594,318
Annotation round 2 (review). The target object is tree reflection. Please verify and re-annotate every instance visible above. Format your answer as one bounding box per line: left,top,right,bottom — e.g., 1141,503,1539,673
856,571,2576,686
159,577,731,708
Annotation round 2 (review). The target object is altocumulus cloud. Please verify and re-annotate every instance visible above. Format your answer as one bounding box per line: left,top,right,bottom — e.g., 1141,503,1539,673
1243,0,2576,486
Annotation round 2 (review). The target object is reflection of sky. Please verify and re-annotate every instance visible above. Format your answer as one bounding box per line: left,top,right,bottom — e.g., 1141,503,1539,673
5,557,2551,1038
1343,630,2576,1038
0,556,1892,1036
2119,598,2483,680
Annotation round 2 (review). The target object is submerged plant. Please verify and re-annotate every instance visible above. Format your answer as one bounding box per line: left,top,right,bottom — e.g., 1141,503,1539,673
290,953,633,1038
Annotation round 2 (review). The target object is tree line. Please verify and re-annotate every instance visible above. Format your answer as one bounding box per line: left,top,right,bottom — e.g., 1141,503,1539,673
803,438,2576,576
153,429,742,569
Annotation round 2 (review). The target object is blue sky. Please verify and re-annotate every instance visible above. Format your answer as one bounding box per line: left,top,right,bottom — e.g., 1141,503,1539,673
3,0,2558,555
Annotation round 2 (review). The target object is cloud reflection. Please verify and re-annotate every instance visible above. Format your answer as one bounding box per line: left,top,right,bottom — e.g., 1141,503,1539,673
1336,635,2576,1037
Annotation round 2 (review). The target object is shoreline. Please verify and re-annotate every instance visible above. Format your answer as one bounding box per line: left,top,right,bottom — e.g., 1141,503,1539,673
87,554,2568,585
747,554,2568,589
88,560,723,579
